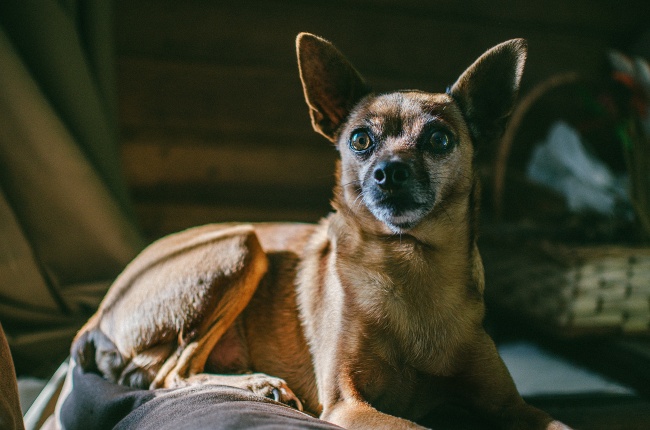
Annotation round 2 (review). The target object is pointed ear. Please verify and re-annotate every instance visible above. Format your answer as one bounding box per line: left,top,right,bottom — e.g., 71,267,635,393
449,39,527,145
296,33,371,142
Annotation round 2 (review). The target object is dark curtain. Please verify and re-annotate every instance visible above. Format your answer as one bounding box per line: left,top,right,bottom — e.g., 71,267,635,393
0,0,145,376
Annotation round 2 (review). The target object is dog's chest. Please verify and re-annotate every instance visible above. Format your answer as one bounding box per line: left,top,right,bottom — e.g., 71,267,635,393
340,242,475,372
352,351,448,420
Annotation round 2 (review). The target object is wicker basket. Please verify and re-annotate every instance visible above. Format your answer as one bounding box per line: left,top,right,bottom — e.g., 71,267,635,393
486,73,650,336
483,238,650,336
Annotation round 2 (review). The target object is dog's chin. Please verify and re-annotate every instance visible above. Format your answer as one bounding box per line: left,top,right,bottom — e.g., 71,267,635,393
365,197,431,234
378,213,422,234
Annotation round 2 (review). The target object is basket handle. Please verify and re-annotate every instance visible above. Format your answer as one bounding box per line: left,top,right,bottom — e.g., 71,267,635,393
493,72,580,219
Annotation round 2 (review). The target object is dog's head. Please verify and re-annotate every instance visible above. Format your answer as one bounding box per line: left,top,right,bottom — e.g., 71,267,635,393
297,33,526,236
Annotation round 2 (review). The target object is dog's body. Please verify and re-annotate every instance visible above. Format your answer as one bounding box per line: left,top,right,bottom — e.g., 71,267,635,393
62,34,569,429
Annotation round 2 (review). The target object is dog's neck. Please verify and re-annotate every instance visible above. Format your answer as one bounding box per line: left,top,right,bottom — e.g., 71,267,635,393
326,181,484,371
328,188,474,293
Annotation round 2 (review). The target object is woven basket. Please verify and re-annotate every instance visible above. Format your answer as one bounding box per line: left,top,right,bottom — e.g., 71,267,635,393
483,239,650,336
486,73,650,336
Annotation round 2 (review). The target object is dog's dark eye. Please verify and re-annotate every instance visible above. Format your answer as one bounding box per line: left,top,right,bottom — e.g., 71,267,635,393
429,130,453,154
350,131,373,152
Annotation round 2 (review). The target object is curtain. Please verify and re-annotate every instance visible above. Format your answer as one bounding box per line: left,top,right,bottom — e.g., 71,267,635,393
0,0,145,376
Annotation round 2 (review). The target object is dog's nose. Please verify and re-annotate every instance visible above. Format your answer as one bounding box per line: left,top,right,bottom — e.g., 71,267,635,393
373,161,411,190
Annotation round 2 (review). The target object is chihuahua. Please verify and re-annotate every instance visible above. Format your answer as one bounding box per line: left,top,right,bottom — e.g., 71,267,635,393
63,33,570,430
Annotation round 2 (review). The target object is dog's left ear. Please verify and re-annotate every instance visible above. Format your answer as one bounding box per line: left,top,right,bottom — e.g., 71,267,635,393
449,39,527,145
296,33,371,142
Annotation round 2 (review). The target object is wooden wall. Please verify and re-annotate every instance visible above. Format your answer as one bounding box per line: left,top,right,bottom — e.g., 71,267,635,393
114,0,649,239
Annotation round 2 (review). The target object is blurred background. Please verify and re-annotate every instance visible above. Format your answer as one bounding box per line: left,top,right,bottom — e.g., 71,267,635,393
113,0,649,238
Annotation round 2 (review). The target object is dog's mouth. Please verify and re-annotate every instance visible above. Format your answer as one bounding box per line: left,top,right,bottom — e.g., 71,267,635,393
363,189,433,233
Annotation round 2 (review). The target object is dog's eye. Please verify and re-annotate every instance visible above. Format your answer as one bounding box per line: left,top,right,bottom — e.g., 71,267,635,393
350,131,373,152
429,130,453,154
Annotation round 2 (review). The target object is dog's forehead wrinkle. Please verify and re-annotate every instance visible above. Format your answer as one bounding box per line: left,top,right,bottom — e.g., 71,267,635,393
360,102,451,145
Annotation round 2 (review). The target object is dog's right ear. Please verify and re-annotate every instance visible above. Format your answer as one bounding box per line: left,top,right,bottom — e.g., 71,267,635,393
296,33,371,142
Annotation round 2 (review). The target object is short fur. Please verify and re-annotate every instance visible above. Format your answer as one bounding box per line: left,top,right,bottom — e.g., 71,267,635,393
61,34,570,430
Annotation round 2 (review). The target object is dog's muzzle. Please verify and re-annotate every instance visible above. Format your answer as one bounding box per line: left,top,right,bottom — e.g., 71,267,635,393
364,160,433,232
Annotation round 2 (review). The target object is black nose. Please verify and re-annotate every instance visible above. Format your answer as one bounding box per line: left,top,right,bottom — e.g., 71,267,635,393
373,161,411,190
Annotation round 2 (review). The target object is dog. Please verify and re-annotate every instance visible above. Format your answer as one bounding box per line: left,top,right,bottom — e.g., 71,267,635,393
61,33,570,430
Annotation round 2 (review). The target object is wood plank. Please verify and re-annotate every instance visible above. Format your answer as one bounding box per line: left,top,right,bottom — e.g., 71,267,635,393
114,0,627,86
365,0,648,35
117,59,312,139
115,0,646,65
134,201,329,239
120,132,338,190
117,36,607,140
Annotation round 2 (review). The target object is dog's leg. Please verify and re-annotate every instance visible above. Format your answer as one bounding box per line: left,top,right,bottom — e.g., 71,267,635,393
452,331,571,430
153,312,303,410
322,399,427,430
130,225,303,409
74,225,300,402
316,358,427,429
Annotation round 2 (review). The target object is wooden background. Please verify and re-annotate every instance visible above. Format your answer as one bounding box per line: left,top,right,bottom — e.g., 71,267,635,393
114,0,650,239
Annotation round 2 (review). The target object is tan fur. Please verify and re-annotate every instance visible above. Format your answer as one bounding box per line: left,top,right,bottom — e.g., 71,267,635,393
63,34,571,429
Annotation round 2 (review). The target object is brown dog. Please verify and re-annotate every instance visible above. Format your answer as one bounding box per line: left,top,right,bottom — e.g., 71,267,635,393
62,33,569,430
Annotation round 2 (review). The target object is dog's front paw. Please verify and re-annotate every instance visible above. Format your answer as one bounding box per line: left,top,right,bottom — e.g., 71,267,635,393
240,373,303,411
